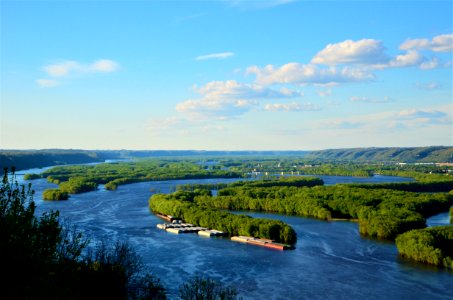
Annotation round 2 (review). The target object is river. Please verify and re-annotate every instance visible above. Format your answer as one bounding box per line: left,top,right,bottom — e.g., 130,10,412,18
13,168,453,299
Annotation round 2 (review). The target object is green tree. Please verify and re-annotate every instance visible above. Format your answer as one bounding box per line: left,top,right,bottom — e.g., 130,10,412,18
0,169,167,299
179,276,240,300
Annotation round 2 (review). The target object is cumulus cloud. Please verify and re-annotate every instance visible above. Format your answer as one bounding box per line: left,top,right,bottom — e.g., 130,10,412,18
400,34,453,52
195,52,235,61
176,80,303,120
247,63,374,86
311,39,389,66
264,102,320,112
36,79,59,88
194,80,304,99
43,59,119,77
388,50,424,68
419,57,441,70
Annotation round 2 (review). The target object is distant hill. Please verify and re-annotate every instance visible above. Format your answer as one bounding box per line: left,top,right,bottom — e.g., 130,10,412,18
0,149,308,171
0,150,108,171
305,147,453,163
1,147,452,171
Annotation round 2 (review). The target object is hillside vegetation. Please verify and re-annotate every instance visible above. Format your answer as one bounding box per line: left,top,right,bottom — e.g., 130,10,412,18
3,146,453,171
305,147,453,163
0,150,108,171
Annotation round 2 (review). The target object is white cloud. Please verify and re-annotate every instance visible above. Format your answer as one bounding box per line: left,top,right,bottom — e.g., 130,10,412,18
350,96,393,104
388,50,424,68
326,120,365,129
195,52,235,61
419,57,440,70
176,80,303,120
176,97,258,120
264,102,320,112
90,59,119,72
36,79,59,88
43,59,119,77
194,80,304,99
43,61,80,77
320,106,451,132
416,81,441,90
178,80,304,119
247,63,374,86
398,109,448,121
400,33,453,52
311,39,389,66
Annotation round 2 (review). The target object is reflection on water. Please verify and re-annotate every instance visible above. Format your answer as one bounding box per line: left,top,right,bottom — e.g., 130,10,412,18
15,172,453,300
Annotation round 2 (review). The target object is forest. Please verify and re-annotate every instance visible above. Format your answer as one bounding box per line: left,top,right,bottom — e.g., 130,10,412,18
149,190,297,245
33,160,242,197
396,226,453,269
194,183,452,240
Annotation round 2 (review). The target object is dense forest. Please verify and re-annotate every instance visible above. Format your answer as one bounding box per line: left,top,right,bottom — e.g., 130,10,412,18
396,226,453,269
31,160,242,198
150,191,297,245
195,183,452,240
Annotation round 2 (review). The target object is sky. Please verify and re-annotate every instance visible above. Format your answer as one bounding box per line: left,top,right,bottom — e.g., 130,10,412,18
1,0,452,150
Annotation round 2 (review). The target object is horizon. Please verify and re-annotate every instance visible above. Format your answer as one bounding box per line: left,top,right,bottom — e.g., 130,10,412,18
1,1,452,150
1,145,452,152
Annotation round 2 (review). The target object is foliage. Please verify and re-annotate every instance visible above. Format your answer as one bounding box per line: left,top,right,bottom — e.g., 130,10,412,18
395,226,453,269
0,150,107,171
179,276,240,300
198,183,452,240
349,181,453,193
0,169,167,299
42,188,69,200
23,173,41,180
149,190,297,245
59,177,98,194
41,159,242,193
82,241,167,300
304,146,453,163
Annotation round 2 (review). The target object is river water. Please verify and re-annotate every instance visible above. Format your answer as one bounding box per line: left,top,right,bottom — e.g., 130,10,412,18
14,168,453,299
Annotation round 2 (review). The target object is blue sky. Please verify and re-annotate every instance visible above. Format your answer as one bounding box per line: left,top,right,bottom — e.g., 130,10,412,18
1,0,452,150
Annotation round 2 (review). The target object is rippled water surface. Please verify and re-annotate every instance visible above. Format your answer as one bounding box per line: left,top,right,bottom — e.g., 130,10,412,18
15,168,453,299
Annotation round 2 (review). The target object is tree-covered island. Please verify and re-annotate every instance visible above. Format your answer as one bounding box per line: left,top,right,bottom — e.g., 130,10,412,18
23,157,453,267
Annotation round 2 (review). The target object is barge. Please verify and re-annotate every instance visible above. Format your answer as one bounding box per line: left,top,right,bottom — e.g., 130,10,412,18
231,236,293,250
156,222,225,237
155,213,180,222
